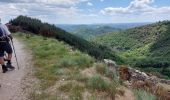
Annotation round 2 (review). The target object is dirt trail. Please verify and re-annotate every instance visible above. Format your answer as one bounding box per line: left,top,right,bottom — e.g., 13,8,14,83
0,38,33,100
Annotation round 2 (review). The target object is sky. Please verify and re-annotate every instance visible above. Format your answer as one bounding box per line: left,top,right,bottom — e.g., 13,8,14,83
0,0,170,24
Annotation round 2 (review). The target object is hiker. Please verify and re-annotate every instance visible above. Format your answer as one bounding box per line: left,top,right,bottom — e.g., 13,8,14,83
0,18,15,73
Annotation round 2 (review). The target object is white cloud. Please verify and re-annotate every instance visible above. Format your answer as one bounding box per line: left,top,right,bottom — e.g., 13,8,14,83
101,0,170,15
0,0,89,6
87,2,93,6
0,0,91,23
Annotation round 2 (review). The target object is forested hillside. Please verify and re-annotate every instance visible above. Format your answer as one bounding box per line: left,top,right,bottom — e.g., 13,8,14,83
9,15,122,63
94,21,170,78
57,25,120,39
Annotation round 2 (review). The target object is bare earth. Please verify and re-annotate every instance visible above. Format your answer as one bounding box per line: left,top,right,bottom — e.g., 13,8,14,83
0,38,33,100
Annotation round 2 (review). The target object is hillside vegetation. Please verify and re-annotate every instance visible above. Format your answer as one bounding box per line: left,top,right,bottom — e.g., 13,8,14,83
9,15,122,63
94,21,170,78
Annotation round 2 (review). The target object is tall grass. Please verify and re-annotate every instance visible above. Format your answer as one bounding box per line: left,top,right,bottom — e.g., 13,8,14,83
87,75,110,91
87,75,118,98
95,63,115,79
59,82,84,100
133,89,156,100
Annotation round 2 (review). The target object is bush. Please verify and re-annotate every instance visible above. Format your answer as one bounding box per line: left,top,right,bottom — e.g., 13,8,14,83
134,58,170,68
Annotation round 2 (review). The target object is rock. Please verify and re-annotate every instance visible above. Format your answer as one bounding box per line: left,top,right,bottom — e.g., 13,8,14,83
144,79,156,92
119,65,131,81
118,66,170,99
132,80,146,89
123,81,132,88
160,79,170,85
104,59,117,67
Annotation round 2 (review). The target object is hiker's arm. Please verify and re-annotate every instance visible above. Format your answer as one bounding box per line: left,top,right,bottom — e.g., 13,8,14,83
4,24,11,35
4,25,13,40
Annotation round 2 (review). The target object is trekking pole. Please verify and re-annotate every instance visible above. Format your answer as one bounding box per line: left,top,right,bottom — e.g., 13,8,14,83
11,39,20,70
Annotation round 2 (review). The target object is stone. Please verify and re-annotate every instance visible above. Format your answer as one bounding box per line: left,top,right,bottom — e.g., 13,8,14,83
104,59,117,67
119,65,131,81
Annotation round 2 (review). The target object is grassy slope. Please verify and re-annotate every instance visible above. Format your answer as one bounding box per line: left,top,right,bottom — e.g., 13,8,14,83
93,21,170,78
15,33,119,100
15,33,156,100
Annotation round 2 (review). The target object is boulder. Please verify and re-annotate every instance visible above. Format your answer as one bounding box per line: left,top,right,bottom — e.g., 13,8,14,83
131,80,146,89
104,59,117,67
119,65,131,81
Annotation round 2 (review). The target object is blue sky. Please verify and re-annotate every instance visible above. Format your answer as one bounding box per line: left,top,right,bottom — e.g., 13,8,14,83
0,0,170,24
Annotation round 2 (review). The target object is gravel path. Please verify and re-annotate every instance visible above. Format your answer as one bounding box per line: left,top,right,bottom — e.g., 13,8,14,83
0,38,33,100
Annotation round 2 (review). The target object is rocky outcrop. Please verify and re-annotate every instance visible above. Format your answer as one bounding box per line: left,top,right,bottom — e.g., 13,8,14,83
118,65,170,100
103,59,170,100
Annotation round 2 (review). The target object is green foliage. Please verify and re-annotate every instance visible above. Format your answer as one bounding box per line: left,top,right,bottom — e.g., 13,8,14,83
133,58,170,68
70,26,120,40
94,21,170,78
10,15,123,63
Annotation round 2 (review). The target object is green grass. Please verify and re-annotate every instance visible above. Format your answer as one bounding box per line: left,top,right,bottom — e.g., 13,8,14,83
86,75,118,98
14,33,95,99
59,82,84,100
133,89,156,100
87,75,110,91
15,33,94,88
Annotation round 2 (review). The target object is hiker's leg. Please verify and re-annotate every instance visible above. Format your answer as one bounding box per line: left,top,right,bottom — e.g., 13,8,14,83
7,53,12,64
4,42,15,70
5,42,12,63
0,57,8,73
0,43,8,73
0,57,5,65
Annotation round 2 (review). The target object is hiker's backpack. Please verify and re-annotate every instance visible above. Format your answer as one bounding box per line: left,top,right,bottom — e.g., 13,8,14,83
0,25,7,41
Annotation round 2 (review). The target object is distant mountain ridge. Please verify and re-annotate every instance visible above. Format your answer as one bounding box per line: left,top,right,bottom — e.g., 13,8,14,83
56,22,150,39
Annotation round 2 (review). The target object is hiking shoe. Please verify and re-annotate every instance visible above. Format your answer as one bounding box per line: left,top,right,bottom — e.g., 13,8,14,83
2,66,8,73
6,63,15,70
